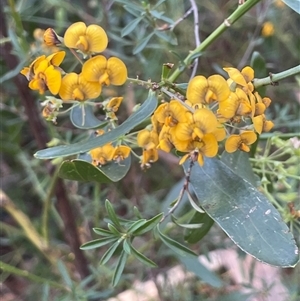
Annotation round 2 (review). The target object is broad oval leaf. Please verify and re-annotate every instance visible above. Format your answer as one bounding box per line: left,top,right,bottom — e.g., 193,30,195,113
183,158,299,267
221,150,258,186
282,0,300,14
70,104,107,129
58,156,131,183
35,91,158,159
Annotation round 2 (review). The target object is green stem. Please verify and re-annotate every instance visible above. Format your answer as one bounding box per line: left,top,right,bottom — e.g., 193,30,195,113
167,0,262,83
0,261,69,291
253,65,300,88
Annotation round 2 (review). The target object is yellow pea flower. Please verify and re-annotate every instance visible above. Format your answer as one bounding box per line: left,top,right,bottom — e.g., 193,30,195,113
154,100,189,127
90,143,115,166
82,55,127,86
224,66,254,92
105,97,123,112
59,73,101,101
44,28,63,46
141,149,159,168
186,74,230,105
178,133,218,166
175,108,219,142
111,145,131,163
252,114,274,134
137,129,159,150
64,22,108,55
225,131,257,153
262,22,275,37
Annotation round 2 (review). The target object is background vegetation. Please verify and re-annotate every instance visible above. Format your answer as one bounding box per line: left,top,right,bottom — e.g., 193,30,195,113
1,0,299,300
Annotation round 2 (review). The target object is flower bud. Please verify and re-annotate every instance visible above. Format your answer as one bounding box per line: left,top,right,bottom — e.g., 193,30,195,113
44,28,63,46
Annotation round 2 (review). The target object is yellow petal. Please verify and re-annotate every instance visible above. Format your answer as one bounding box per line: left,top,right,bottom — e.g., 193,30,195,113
223,67,247,87
44,65,62,95
47,51,65,66
78,74,102,99
107,57,128,85
64,22,87,49
225,135,241,153
240,131,257,145
252,115,264,134
241,66,254,82
263,120,274,132
82,55,107,82
85,24,108,53
59,73,79,100
201,133,218,157
193,108,218,134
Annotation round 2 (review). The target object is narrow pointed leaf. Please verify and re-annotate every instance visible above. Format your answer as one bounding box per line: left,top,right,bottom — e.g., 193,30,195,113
121,17,143,37
112,250,128,286
184,211,214,244
123,239,131,255
130,245,157,267
133,32,155,54
93,227,113,237
35,91,158,159
100,241,120,265
157,226,197,257
108,223,122,236
183,158,299,267
70,104,107,129
171,214,203,229
106,200,122,229
126,219,147,234
80,237,117,250
132,213,163,235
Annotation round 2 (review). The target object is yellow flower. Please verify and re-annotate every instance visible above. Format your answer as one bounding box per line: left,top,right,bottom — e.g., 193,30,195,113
262,22,275,37
59,73,101,101
64,22,108,55
105,97,123,112
44,28,63,46
90,143,115,166
225,131,257,153
223,66,254,92
137,129,159,150
111,145,131,163
186,75,230,105
175,108,219,142
154,100,189,127
82,55,127,86
252,114,274,134
178,133,218,166
217,88,252,119
20,51,66,95
141,149,159,167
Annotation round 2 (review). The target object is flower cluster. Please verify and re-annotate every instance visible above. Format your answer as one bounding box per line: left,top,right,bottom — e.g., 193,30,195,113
138,66,274,167
20,21,127,114
20,22,274,169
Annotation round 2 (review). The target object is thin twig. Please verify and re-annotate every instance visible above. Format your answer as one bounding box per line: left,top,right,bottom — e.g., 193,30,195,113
169,7,193,30
189,0,201,79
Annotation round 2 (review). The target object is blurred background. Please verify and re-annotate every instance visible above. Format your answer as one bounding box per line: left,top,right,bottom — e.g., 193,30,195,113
1,0,299,300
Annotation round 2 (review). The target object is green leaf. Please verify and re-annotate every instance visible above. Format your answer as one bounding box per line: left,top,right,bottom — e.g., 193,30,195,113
126,219,147,234
221,150,258,186
121,17,143,37
132,213,163,235
130,245,157,267
123,239,131,254
133,32,155,54
184,211,214,244
70,104,107,129
100,241,120,265
106,200,122,229
179,256,222,288
57,260,72,287
157,225,197,257
112,250,128,286
58,160,110,183
190,220,212,244
183,158,299,267
59,156,131,183
93,227,113,237
282,0,300,14
35,91,158,159
108,223,122,236
154,30,178,45
171,214,203,229
80,237,117,250
150,10,174,24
